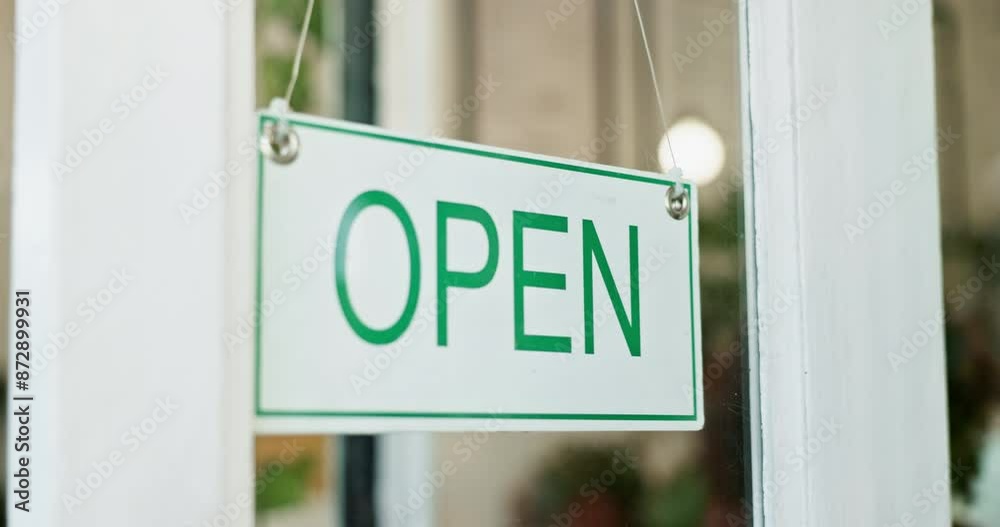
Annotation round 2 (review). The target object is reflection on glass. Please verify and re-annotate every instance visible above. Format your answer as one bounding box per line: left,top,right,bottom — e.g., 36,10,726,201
934,2,1000,526
254,1,752,525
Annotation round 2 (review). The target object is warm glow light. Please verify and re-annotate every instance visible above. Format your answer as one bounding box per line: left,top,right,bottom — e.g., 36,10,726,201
659,117,726,186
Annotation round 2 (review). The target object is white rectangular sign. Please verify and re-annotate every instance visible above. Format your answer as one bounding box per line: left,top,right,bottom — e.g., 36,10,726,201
254,112,702,432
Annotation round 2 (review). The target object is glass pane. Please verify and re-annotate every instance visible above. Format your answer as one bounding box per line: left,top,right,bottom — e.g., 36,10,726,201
430,2,749,525
255,0,344,523
933,2,1000,525
253,1,752,525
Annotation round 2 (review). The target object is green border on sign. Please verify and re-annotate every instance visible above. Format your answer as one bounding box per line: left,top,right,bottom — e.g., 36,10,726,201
255,114,699,422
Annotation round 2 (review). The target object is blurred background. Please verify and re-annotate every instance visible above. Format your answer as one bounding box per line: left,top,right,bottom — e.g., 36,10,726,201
0,0,997,526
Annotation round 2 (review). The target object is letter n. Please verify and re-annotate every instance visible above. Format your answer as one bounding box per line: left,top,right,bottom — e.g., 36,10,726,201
582,220,640,356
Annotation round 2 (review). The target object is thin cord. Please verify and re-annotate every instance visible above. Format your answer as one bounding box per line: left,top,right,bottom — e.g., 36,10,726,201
631,0,681,177
284,0,317,104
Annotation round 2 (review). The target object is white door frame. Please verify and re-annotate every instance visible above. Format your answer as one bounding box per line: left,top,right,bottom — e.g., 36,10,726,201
743,0,951,525
9,0,255,525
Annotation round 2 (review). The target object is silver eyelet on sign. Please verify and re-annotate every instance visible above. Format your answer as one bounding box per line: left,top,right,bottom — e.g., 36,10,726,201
260,121,300,165
665,185,690,221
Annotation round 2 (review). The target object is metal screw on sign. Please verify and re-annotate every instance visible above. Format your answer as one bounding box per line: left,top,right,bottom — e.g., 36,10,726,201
664,166,690,220
258,0,314,165
260,119,300,165
665,184,690,221
632,0,690,222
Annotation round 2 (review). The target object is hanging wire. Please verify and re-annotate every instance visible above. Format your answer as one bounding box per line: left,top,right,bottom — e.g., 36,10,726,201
631,0,689,220
284,0,316,104
261,0,316,164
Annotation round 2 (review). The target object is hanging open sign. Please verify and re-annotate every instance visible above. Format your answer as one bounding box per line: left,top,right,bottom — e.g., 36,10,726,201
254,112,702,433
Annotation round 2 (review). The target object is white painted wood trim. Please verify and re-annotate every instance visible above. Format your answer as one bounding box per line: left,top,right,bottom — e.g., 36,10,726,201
223,1,257,526
744,1,951,525
9,0,255,524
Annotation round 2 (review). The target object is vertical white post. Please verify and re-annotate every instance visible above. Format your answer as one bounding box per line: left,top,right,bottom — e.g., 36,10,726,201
744,1,951,525
9,0,254,525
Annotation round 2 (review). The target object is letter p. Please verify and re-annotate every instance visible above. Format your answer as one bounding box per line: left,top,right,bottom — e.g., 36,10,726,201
436,202,499,346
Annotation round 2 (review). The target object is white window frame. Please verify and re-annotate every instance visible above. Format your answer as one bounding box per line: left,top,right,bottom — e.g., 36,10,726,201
743,1,951,525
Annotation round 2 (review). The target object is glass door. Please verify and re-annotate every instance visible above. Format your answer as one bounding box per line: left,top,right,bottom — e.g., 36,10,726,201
252,1,754,525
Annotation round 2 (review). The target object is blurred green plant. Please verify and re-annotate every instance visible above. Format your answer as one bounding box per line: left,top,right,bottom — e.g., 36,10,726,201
518,446,644,527
255,455,316,512
260,55,313,111
640,467,709,527
256,0,326,110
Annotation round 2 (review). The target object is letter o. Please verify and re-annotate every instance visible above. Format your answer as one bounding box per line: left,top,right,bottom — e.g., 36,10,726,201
335,191,421,344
